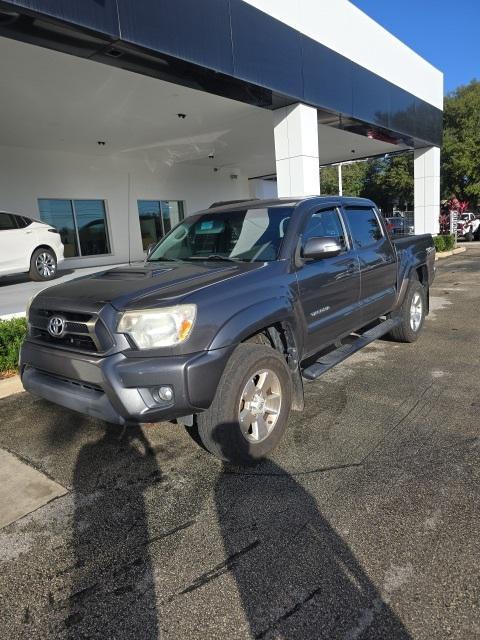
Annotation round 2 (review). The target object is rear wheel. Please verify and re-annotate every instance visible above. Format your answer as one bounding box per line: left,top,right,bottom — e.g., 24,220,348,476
466,231,474,242
389,277,426,343
195,343,292,464
29,248,57,281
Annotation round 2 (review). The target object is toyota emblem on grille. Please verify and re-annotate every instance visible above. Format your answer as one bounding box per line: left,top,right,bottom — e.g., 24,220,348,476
47,316,66,338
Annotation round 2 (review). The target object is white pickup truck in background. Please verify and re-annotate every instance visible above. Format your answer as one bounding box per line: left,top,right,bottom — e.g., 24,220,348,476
457,212,480,241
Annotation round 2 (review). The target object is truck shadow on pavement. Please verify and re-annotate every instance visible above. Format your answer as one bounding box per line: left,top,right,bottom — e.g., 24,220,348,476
212,423,412,639
67,423,161,639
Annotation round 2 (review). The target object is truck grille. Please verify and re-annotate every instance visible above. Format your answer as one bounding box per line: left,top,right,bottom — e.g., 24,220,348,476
29,309,114,354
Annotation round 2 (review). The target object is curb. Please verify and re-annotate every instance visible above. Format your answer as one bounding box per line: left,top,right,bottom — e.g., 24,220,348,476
435,247,466,261
0,312,26,321
0,375,24,400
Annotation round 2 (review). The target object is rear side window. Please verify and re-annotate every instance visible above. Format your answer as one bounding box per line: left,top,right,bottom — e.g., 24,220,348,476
303,208,348,250
344,207,383,248
0,213,18,230
16,216,33,228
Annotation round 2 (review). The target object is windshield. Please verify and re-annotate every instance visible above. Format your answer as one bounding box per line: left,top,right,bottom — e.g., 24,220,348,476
148,207,294,263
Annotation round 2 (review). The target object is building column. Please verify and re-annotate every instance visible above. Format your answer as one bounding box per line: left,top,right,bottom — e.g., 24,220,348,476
273,103,320,197
414,146,440,235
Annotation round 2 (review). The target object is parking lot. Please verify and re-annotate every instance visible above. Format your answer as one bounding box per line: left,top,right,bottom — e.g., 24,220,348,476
0,247,479,639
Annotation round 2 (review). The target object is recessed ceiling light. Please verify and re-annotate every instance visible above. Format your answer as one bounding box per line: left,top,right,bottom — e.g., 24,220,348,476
97,141,106,146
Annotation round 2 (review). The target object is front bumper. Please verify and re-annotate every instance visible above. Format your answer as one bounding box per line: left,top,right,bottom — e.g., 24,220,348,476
20,341,234,425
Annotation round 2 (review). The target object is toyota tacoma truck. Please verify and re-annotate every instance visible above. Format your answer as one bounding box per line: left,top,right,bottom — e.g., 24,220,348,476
21,197,435,463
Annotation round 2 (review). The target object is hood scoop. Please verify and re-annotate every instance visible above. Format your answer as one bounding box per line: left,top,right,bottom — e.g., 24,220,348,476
96,267,173,280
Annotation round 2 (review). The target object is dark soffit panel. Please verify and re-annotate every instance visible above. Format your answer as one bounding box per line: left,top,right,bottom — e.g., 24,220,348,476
0,0,442,147
116,0,234,76
0,0,120,36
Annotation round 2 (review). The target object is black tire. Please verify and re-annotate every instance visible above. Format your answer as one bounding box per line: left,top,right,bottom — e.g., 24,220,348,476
195,343,292,464
466,231,474,242
388,278,426,343
29,248,57,281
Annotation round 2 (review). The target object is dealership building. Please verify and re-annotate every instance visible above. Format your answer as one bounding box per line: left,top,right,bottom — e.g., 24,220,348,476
0,0,443,269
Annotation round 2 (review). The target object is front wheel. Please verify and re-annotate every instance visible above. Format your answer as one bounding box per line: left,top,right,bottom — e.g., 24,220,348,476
195,343,292,464
388,278,426,343
29,248,57,281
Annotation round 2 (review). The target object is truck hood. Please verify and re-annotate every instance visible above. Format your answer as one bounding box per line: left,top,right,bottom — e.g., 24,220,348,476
34,261,263,312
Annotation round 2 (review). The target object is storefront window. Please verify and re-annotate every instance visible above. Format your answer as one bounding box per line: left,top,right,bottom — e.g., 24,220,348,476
38,199,110,257
137,200,185,250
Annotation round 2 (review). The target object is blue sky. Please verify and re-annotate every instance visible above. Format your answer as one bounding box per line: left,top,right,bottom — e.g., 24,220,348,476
351,0,479,94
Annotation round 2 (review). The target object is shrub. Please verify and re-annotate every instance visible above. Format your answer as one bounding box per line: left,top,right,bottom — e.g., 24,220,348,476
434,234,456,253
0,317,27,374
434,235,446,252
443,234,456,251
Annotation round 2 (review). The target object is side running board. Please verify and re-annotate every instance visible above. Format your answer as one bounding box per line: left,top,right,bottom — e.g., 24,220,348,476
302,318,401,381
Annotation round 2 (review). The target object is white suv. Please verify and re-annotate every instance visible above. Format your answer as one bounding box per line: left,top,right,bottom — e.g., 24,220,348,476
0,212,65,281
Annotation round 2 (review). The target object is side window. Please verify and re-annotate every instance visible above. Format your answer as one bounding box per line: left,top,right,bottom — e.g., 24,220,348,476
303,208,347,249
15,216,32,228
344,207,383,248
0,213,17,230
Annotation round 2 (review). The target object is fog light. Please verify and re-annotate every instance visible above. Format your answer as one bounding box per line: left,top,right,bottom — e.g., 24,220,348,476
157,386,174,402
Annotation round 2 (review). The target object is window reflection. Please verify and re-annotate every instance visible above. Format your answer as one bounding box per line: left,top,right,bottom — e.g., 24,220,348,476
38,199,110,257
137,200,184,250
38,199,78,257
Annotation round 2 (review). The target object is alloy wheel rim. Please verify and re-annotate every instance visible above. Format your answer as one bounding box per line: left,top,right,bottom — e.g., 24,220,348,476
410,292,423,331
238,369,282,443
36,253,56,278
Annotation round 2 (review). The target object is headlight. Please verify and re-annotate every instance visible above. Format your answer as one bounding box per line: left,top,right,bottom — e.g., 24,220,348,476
117,305,196,349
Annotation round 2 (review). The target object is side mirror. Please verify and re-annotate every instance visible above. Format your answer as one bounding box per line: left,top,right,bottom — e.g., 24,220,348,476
146,243,156,258
303,236,343,260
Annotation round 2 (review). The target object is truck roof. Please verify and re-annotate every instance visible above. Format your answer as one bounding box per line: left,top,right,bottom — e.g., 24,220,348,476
202,196,376,214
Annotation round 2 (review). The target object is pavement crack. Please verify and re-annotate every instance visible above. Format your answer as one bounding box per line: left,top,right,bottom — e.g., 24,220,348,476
361,381,436,465
255,585,323,639
165,539,260,602
145,519,196,547
224,462,363,478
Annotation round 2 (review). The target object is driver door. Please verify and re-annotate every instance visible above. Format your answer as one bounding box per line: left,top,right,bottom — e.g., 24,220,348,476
296,207,361,357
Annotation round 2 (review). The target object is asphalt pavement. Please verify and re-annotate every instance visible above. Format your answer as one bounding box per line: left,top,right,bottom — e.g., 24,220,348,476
0,246,479,639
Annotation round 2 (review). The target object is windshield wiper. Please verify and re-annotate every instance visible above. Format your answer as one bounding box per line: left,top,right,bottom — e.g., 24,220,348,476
185,255,239,263
206,254,239,262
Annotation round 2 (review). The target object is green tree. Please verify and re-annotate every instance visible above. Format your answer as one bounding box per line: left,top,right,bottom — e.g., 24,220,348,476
320,154,413,213
319,165,339,195
363,154,414,213
442,80,480,205
320,162,369,197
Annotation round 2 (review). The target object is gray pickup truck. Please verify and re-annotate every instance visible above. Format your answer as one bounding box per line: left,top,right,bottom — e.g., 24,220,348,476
21,197,435,463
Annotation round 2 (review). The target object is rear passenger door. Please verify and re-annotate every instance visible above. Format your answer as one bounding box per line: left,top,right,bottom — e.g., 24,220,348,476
342,206,397,325
296,206,361,356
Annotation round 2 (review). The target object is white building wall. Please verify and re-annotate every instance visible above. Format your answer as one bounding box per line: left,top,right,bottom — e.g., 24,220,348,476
0,145,250,268
243,0,443,110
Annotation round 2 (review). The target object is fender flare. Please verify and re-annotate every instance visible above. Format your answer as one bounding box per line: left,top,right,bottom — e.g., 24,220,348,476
209,297,298,351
